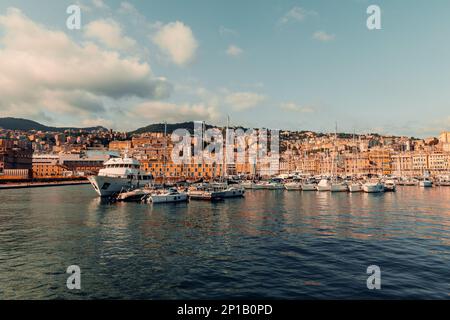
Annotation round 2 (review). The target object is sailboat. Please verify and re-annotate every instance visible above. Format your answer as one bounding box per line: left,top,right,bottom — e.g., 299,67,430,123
348,132,363,192
330,123,348,192
217,116,245,198
147,122,188,204
419,170,433,187
188,118,244,200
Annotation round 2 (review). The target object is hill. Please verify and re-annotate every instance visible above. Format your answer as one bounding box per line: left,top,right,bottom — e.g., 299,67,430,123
0,117,107,132
131,122,216,134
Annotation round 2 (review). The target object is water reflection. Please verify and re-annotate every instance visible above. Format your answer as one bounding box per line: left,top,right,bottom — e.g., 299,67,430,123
1,185,450,299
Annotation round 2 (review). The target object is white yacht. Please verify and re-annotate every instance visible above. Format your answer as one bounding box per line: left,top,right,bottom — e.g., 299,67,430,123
363,180,385,193
317,178,332,191
419,178,433,188
148,188,188,203
384,179,397,192
348,182,363,193
240,181,255,189
117,188,151,201
331,181,348,192
88,156,153,197
252,181,267,189
284,181,302,190
188,182,244,200
301,179,317,191
210,183,245,198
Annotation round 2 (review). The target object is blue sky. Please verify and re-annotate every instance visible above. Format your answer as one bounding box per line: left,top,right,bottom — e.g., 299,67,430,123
0,0,449,137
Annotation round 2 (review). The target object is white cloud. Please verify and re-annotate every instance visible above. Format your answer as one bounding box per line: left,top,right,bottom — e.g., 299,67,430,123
226,45,243,57
92,0,108,9
153,21,198,66
312,31,335,42
225,92,266,111
280,7,317,24
131,101,220,123
85,19,136,50
279,102,315,113
118,1,136,13
0,8,171,125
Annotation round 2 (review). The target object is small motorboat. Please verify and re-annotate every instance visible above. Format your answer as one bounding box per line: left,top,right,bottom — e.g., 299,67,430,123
331,182,348,192
384,179,396,192
419,178,433,188
240,181,255,189
284,182,302,190
316,179,331,191
348,182,363,193
148,188,188,203
117,188,151,202
363,180,385,193
301,179,317,191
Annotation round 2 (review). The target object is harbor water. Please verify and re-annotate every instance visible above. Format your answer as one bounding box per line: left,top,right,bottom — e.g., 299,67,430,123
0,185,449,299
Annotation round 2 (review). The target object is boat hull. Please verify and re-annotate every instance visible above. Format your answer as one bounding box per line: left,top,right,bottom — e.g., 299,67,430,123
419,181,433,188
117,189,150,201
384,185,396,192
88,175,147,197
188,191,223,201
285,183,302,190
317,185,331,191
348,184,363,193
331,184,348,192
363,184,385,193
301,184,317,191
150,193,188,203
216,188,245,198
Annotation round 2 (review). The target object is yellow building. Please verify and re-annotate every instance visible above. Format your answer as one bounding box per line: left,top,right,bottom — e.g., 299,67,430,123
440,132,450,152
109,140,133,152
32,155,68,178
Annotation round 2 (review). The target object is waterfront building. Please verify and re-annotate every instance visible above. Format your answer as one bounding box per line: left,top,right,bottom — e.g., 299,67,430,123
32,154,69,178
0,139,33,180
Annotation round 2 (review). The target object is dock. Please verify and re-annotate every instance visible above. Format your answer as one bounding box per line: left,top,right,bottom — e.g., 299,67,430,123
0,180,90,190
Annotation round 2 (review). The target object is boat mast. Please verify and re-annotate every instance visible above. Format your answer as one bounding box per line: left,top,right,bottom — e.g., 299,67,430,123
163,121,167,186
223,115,230,182
332,122,338,182
353,130,356,178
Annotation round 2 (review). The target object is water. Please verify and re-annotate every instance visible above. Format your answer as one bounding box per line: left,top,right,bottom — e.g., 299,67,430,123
1,185,450,299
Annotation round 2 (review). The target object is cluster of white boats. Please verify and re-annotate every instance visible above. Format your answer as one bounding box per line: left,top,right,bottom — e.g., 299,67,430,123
87,155,442,204
241,176,434,193
87,155,246,203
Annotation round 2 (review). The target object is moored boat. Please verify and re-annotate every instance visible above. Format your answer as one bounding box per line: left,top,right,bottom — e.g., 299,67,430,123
88,155,153,197
117,188,151,201
419,178,433,188
148,188,188,203
363,180,385,193
316,178,331,191
348,182,363,193
284,182,302,190
384,179,396,192
301,179,317,191
330,182,348,192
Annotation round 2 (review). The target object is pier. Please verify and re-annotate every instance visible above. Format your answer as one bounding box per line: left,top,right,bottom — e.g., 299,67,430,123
0,180,90,190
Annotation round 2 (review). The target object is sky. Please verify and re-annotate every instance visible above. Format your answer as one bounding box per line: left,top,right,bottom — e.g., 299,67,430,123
1,0,450,137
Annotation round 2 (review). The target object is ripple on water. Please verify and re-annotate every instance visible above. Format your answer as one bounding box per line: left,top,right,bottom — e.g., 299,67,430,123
1,185,450,299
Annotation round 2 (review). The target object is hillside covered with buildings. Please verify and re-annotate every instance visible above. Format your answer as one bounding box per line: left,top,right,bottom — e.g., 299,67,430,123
1,118,450,182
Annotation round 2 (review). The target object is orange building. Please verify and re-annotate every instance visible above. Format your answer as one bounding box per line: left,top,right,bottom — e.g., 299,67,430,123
32,155,69,178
